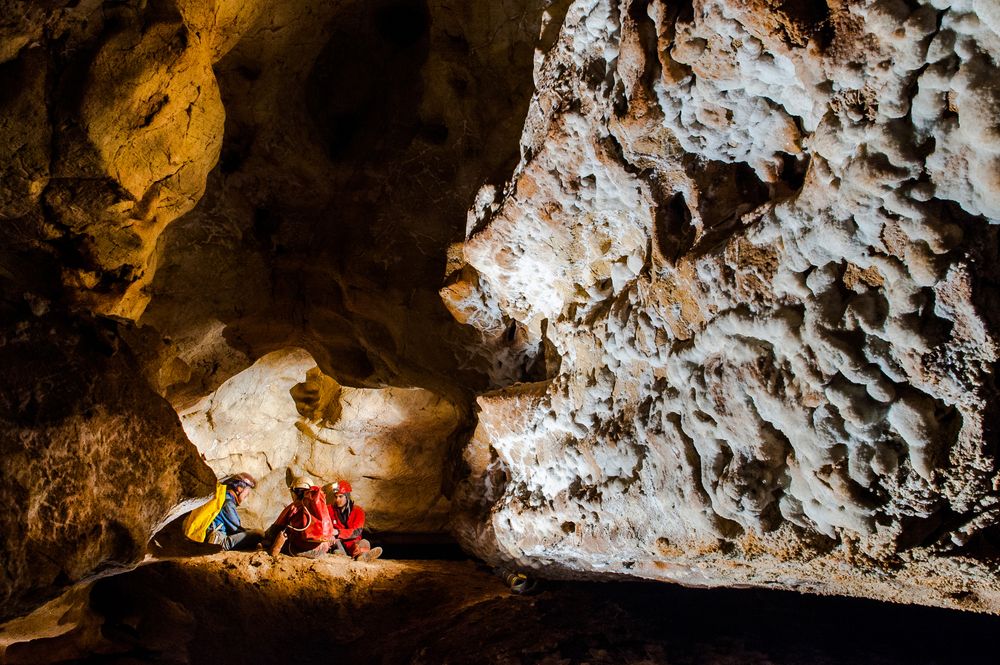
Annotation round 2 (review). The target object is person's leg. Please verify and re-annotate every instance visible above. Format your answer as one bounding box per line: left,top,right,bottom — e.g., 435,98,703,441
225,530,262,551
344,539,365,558
329,540,348,556
293,541,331,559
222,531,246,550
349,539,382,561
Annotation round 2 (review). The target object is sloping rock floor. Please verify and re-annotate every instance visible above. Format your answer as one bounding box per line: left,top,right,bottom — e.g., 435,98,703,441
3,550,999,665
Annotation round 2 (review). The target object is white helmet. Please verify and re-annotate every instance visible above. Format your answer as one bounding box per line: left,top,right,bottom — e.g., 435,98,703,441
291,476,313,491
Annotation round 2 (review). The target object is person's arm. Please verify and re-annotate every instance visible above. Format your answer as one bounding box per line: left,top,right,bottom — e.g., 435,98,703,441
269,531,287,556
265,505,295,554
217,494,243,534
265,505,293,536
339,505,366,540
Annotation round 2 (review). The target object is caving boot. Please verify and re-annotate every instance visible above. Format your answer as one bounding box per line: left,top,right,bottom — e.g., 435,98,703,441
356,546,383,562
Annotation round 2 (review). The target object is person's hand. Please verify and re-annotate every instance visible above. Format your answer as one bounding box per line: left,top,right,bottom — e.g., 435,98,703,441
269,531,287,557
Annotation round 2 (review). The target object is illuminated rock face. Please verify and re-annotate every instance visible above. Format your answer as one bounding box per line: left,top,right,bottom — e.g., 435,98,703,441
178,349,463,533
446,0,1000,611
4,0,1000,623
0,1,247,320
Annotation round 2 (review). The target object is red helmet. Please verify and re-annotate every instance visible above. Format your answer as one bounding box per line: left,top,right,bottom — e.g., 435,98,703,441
331,480,352,494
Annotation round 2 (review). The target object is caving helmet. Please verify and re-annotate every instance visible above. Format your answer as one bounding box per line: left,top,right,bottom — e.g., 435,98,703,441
291,476,314,491
225,472,257,490
330,480,352,495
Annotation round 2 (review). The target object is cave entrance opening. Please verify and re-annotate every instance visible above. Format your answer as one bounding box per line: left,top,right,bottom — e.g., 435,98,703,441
173,347,465,560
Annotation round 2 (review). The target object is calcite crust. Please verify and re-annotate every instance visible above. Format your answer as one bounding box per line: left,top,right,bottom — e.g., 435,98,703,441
447,0,1000,611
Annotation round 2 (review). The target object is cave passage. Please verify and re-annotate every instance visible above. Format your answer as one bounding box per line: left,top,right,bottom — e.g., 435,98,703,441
365,532,470,560
171,348,468,551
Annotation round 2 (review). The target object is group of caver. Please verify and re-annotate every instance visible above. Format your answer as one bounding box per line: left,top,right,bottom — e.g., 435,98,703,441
188,472,382,561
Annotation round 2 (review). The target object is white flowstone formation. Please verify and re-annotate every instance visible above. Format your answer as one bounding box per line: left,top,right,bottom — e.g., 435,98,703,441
445,0,1000,609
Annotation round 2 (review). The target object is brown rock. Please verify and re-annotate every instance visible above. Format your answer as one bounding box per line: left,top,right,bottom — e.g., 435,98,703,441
0,311,215,621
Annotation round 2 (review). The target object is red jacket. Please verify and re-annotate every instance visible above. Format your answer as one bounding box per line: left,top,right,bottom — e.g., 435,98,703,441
328,502,366,548
270,502,318,552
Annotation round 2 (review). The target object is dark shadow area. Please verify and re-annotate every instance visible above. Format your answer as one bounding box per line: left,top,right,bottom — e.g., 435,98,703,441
306,0,431,165
652,157,772,266
369,531,470,560
19,556,999,665
653,190,695,265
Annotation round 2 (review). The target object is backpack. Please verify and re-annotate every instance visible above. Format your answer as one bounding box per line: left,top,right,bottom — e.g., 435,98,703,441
182,484,228,543
286,486,336,544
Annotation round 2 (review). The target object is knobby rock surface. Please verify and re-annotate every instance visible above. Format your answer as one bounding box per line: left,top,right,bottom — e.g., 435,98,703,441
445,0,1000,611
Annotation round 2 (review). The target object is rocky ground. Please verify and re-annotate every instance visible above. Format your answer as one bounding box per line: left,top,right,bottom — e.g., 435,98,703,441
3,550,1000,664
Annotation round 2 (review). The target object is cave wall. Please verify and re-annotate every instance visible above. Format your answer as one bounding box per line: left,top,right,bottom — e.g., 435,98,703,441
4,0,1000,622
0,310,216,621
179,348,463,532
445,0,1000,610
0,0,546,621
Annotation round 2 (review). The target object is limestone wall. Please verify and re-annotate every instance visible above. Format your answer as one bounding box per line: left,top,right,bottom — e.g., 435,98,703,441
445,0,1000,611
179,349,463,533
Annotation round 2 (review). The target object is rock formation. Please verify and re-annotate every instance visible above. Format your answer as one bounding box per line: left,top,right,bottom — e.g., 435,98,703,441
444,0,1000,610
3,0,1000,626
0,310,216,620
178,348,464,532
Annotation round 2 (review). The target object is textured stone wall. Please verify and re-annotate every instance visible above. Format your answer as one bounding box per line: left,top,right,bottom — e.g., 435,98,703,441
178,348,464,532
445,0,1000,610
0,311,215,621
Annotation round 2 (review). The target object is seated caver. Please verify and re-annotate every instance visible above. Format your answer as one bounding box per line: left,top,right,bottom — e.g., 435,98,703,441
327,480,381,561
205,472,262,551
265,477,336,558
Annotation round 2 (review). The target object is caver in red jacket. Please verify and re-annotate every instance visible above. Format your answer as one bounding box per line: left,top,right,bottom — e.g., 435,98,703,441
328,500,368,556
267,487,336,557
327,479,376,559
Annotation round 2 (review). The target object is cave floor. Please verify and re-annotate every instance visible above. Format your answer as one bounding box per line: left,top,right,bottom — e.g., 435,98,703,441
5,552,1000,664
